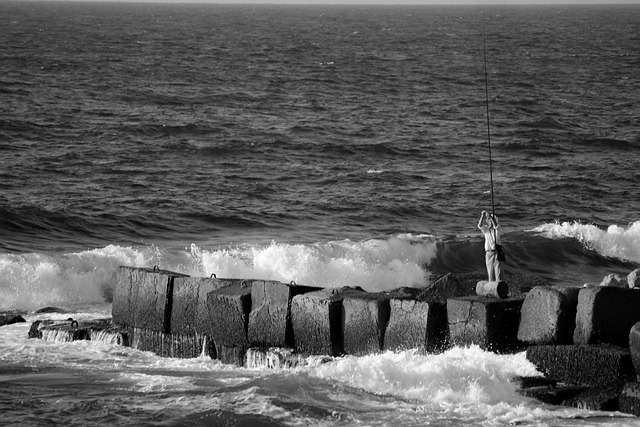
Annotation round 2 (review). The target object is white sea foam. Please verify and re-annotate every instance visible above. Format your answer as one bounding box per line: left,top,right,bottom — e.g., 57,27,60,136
189,235,437,292
533,220,640,263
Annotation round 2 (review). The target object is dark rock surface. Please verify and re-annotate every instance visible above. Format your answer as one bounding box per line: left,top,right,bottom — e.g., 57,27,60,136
447,296,524,353
574,286,640,347
526,345,636,387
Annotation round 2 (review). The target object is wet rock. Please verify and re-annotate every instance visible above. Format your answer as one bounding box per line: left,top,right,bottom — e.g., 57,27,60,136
291,287,363,357
562,380,626,411
447,296,524,353
0,314,26,327
629,322,640,380
619,382,640,416
205,280,252,348
248,281,321,348
171,276,234,335
35,307,71,314
385,299,447,353
342,291,390,355
526,345,635,387
112,266,188,333
573,286,640,347
517,286,580,345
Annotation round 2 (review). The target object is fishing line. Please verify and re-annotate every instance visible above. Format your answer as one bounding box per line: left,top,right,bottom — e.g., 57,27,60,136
482,10,496,216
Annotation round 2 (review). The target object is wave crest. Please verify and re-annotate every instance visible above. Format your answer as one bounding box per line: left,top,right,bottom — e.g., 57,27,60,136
532,220,640,263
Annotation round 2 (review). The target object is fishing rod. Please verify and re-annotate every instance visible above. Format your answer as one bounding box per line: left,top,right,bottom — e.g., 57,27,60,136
482,11,496,217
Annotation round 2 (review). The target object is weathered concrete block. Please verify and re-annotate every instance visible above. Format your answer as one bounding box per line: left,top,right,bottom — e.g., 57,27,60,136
447,296,523,353
131,327,206,358
214,342,247,366
526,345,635,386
517,286,580,345
248,281,321,348
562,380,625,411
291,287,363,357
171,277,234,335
112,266,188,333
342,291,390,355
574,286,640,347
205,280,252,348
619,382,640,416
384,299,447,353
629,322,640,380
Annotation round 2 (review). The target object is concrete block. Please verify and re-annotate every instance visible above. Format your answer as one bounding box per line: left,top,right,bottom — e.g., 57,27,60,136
629,322,640,380
248,280,321,348
517,286,580,345
214,342,246,366
384,299,447,353
112,266,188,333
171,277,234,335
205,280,252,347
574,286,640,347
130,327,207,358
619,382,640,416
562,380,625,411
342,291,390,355
526,345,635,386
447,296,523,353
291,287,363,357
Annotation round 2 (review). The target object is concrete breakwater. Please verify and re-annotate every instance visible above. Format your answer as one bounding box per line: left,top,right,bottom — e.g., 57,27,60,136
27,266,640,416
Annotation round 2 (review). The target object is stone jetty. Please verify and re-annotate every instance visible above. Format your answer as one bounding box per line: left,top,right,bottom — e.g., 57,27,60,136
22,265,640,417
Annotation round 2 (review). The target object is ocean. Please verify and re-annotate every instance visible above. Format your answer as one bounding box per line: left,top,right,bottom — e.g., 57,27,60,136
1,2,639,425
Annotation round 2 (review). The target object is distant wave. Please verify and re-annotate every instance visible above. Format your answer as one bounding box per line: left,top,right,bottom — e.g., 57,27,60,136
532,220,640,264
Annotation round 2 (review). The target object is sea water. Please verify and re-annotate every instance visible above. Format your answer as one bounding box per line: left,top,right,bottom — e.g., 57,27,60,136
1,2,640,425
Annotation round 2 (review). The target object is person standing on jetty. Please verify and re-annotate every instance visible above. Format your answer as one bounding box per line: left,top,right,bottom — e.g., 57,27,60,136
478,210,503,281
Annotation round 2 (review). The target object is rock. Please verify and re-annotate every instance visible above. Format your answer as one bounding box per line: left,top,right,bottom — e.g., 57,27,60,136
111,266,188,332
573,286,640,347
170,276,235,335
291,287,363,357
35,307,71,314
342,291,390,355
248,281,321,348
475,280,508,298
0,314,26,327
517,286,580,345
526,345,635,386
447,296,524,353
628,269,640,289
599,273,627,288
619,382,640,416
205,280,252,348
385,298,447,353
562,380,626,411
629,322,640,380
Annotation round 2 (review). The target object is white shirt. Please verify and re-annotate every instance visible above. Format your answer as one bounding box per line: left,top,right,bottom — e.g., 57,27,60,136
479,224,501,251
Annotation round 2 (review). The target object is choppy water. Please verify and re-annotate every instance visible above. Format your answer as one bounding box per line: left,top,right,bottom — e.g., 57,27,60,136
1,2,640,426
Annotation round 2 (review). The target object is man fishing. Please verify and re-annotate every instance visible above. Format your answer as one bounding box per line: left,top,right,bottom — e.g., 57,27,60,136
478,210,503,281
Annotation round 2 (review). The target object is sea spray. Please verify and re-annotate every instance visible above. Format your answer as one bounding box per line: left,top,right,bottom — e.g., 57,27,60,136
533,220,640,263
190,235,437,292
